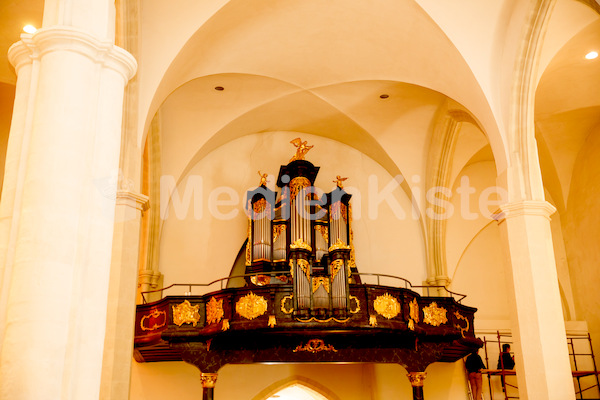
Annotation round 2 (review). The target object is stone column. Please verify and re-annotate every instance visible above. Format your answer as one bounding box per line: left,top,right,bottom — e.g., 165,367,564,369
407,372,426,400
0,7,136,399
201,372,218,400
496,201,574,400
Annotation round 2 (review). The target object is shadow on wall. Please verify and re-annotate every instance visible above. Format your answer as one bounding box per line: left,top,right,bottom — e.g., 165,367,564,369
0,82,16,197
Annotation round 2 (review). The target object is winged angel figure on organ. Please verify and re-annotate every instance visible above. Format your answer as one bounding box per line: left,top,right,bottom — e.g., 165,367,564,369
289,138,314,162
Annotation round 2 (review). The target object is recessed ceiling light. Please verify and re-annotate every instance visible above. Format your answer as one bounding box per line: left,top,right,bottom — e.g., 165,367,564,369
23,25,37,34
379,94,389,99
215,86,224,91
585,51,598,60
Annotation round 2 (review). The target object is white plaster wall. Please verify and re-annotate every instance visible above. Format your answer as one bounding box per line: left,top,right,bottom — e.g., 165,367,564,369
447,161,510,320
158,132,427,293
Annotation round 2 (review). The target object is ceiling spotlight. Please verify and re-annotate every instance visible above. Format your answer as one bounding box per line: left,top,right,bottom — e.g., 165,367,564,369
379,94,389,99
23,25,37,34
585,51,598,60
214,86,224,91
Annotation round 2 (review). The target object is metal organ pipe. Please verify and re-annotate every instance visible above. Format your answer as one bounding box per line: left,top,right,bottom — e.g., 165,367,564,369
331,203,347,245
252,202,271,261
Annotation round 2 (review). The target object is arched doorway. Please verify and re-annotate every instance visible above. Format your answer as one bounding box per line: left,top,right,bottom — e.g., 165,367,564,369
265,384,328,400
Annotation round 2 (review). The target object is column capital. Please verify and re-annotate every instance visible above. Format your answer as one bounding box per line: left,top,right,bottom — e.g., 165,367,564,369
116,190,149,211
494,200,556,222
407,371,427,387
8,26,136,82
200,372,218,388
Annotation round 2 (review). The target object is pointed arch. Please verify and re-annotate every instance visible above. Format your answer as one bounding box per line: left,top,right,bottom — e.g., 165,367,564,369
252,375,341,400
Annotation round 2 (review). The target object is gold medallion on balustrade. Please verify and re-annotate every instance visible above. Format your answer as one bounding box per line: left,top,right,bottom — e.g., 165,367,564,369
172,300,201,327
235,292,268,320
374,293,400,319
423,302,448,326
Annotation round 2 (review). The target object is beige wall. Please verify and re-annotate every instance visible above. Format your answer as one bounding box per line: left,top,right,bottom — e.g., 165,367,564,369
158,132,428,293
564,126,600,358
130,361,471,400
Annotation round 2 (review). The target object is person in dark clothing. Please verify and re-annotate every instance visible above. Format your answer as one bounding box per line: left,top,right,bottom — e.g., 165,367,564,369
497,343,515,391
497,343,515,369
466,349,486,400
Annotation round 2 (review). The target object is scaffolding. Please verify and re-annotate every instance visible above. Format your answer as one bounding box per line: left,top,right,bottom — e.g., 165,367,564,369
472,331,600,400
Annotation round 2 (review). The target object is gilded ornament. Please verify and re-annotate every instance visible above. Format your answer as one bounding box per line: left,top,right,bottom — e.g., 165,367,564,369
407,372,427,387
289,138,314,162
250,274,271,286
293,339,337,353
295,316,350,323
281,295,294,314
349,295,360,314
409,298,420,323
268,315,277,328
252,198,272,215
341,203,348,223
245,219,251,266
369,315,378,327
333,175,348,188
315,225,329,242
453,310,470,338
221,319,230,331
235,292,268,320
290,258,310,278
172,300,201,327
290,239,312,252
257,170,268,186
330,259,344,280
290,177,311,199
200,372,218,389
273,224,286,242
408,298,419,331
348,204,356,270
374,293,401,319
206,297,224,325
312,276,330,293
328,238,350,252
140,309,167,331
423,302,448,326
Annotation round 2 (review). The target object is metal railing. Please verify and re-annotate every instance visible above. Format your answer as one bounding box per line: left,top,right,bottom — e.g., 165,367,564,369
354,273,467,302
140,271,467,304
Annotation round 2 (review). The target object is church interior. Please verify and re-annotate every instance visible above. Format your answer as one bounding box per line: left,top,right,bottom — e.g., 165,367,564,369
0,0,599,399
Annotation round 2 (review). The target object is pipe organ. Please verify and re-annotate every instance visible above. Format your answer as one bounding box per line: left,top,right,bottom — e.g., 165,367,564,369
135,139,482,400
245,139,354,318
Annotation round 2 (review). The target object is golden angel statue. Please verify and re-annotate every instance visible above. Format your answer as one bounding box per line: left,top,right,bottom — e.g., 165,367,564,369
258,171,268,186
333,175,348,188
289,138,314,162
